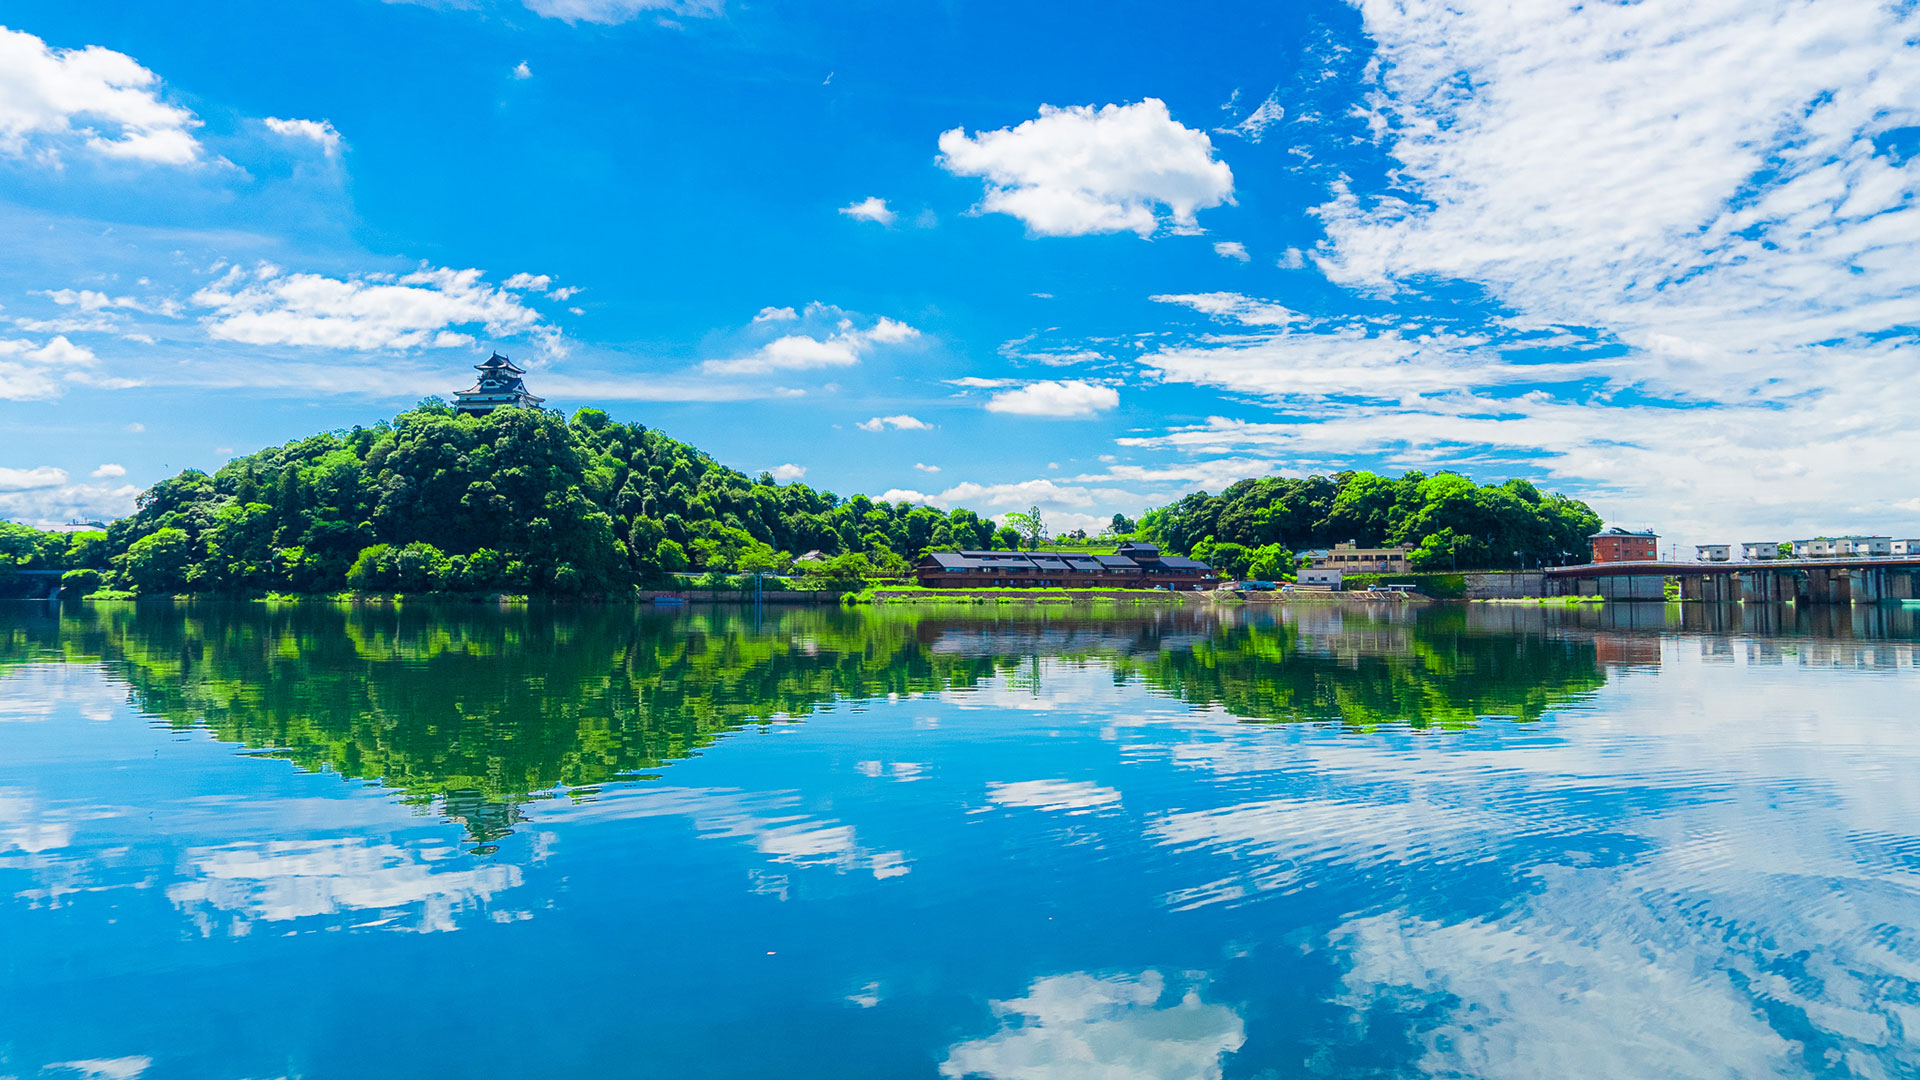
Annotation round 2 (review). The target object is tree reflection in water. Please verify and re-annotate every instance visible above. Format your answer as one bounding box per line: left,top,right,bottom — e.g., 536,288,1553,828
1,602,1614,841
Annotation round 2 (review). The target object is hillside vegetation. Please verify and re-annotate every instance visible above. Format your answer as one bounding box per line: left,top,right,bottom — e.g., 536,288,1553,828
2,403,1603,596
1139,471,1601,578
11,403,1008,596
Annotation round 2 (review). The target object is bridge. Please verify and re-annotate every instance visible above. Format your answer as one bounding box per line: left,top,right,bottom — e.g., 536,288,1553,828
1544,557,1920,603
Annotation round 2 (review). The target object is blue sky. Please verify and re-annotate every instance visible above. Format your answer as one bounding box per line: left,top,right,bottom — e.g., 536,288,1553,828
3,0,1918,549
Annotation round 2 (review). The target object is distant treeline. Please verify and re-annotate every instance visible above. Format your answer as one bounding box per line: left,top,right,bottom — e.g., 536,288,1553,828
1138,471,1601,578
1,402,1603,595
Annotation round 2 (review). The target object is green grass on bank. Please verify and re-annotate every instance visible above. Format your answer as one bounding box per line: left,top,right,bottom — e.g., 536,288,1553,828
858,584,1194,605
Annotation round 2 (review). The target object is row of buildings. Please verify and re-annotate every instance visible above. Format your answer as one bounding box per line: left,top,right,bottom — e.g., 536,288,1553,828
1593,527,1920,564
1698,537,1920,561
911,540,1416,590
912,543,1218,589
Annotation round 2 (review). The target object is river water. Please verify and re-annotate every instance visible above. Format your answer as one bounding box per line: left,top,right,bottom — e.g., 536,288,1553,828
1,601,1917,1079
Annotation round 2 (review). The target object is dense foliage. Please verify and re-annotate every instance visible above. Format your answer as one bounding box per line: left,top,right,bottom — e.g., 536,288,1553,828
4,403,1603,594
26,402,1022,595
1138,471,1602,573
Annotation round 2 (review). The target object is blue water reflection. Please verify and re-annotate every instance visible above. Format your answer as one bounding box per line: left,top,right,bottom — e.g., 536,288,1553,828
1,602,1917,1078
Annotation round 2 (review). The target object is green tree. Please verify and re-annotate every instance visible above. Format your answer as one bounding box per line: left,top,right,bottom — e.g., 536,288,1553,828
123,527,194,594
1004,506,1046,550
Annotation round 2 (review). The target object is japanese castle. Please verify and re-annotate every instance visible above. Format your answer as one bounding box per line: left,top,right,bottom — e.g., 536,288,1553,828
453,352,545,415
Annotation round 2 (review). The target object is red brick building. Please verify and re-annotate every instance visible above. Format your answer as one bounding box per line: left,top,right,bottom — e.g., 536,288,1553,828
1590,527,1658,563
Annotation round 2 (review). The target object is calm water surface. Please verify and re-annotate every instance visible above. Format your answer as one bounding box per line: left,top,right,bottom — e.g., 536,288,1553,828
2,601,1918,1079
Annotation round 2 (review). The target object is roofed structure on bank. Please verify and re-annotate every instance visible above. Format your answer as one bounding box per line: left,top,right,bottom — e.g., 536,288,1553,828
454,352,545,415
912,541,1218,590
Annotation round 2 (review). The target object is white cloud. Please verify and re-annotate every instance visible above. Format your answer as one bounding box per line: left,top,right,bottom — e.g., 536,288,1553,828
940,970,1245,1080
89,463,126,479
769,463,806,482
0,466,69,491
41,1057,152,1080
1215,89,1285,143
1211,241,1249,261
263,116,342,156
191,263,550,351
985,379,1118,418
914,462,940,473
0,335,106,401
986,779,1121,814
857,414,931,432
548,285,582,301
519,0,722,24
1285,0,1920,536
937,99,1235,237
512,61,533,80
839,196,897,226
1276,247,1306,269
0,478,135,529
501,272,551,292
1150,291,1299,326
707,308,920,376
0,26,201,165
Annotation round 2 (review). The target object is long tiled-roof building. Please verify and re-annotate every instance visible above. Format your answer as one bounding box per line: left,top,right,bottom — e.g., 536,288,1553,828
912,542,1218,591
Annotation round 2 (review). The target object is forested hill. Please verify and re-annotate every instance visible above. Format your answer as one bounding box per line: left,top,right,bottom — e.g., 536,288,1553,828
1139,471,1602,577
1,402,1606,595
43,402,1008,595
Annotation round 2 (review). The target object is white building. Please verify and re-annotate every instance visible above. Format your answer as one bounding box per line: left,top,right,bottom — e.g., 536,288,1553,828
1695,544,1731,562
1298,567,1343,588
1838,536,1892,556
1793,538,1840,558
1891,539,1920,556
1740,542,1781,560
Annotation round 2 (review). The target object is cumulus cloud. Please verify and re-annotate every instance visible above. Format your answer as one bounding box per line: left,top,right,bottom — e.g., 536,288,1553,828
839,196,897,226
263,116,342,156
1211,241,1249,261
914,462,940,473
708,306,920,376
937,99,1235,237
857,414,931,432
941,970,1244,1080
0,26,201,165
0,479,141,528
90,464,126,478
984,379,1118,418
512,61,533,80
519,0,722,24
768,463,806,482
501,272,551,292
0,335,107,401
191,263,550,351
0,466,68,491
